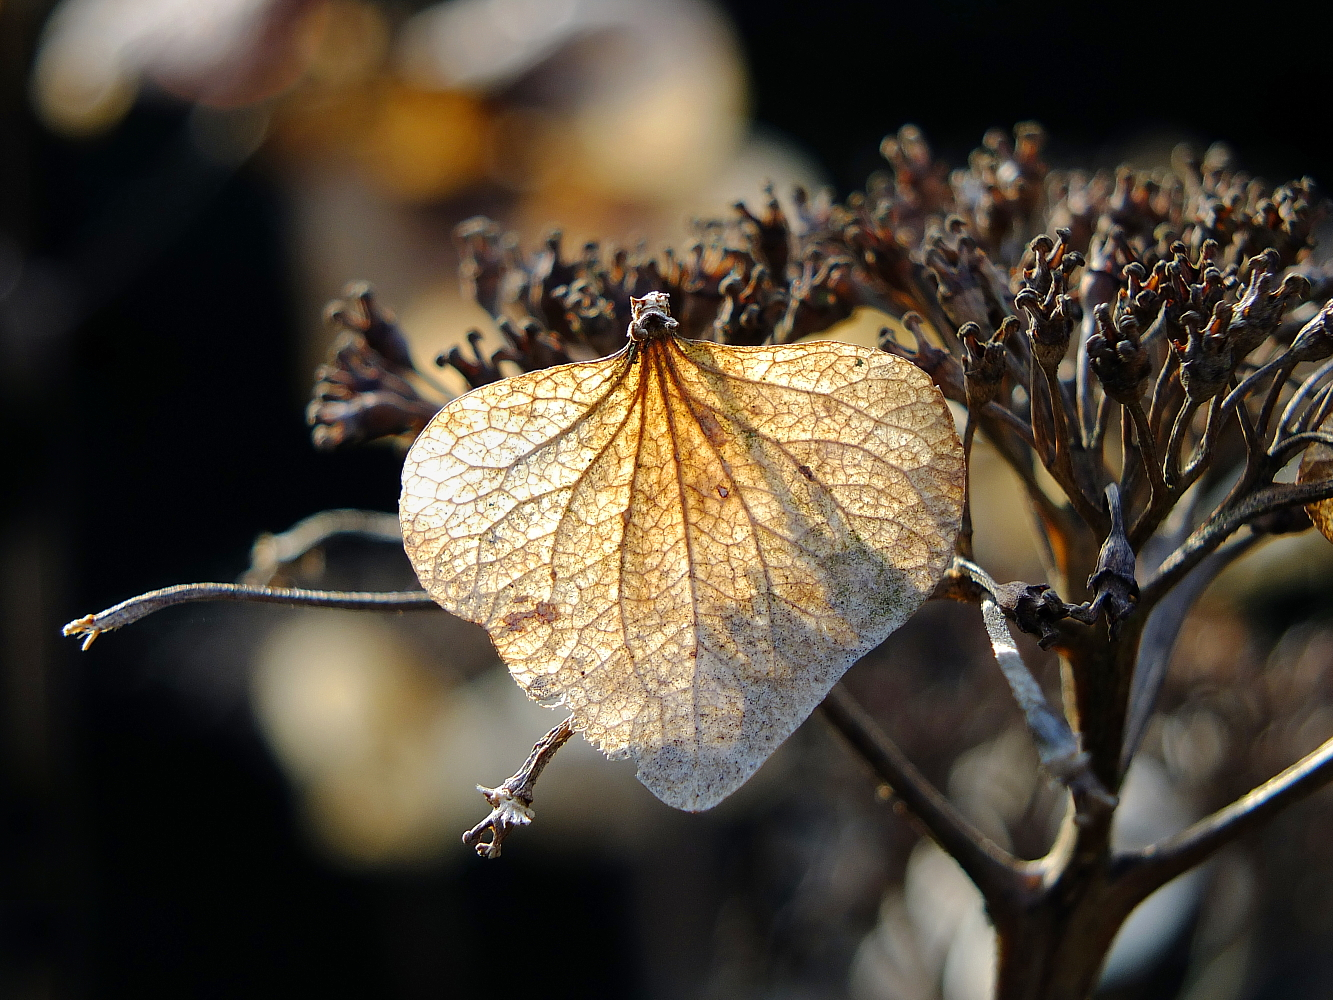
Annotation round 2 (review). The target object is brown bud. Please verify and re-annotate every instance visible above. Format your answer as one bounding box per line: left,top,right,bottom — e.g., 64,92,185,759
1087,304,1151,404
1087,485,1139,637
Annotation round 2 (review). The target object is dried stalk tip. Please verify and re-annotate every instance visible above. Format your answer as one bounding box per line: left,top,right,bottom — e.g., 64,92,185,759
61,615,102,650
462,716,575,859
61,583,437,649
961,321,1009,409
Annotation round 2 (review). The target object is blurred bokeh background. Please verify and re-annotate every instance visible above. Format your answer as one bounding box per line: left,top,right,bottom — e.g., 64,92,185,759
3,1,1333,997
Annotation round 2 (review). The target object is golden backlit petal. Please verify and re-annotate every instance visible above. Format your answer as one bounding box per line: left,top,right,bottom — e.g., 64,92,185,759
401,334,964,811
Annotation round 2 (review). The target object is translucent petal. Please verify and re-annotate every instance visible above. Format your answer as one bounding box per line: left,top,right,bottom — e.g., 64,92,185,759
401,334,964,810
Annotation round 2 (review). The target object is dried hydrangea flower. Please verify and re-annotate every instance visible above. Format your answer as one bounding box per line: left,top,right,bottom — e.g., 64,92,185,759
400,292,964,810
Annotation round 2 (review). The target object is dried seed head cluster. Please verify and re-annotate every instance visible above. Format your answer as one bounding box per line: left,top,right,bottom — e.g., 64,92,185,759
306,283,444,450
310,120,1333,690
308,124,1324,403
314,123,1332,592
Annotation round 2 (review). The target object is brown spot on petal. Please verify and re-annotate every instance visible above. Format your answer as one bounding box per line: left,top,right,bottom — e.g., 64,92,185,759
501,601,559,633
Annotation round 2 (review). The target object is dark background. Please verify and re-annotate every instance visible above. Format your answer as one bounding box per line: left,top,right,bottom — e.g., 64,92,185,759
3,1,1332,997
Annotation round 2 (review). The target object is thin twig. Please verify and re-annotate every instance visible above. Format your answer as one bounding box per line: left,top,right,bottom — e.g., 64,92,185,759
819,683,1025,902
1131,397,1219,548
1232,390,1263,490
978,414,1099,600
1177,396,1224,487
1042,368,1107,533
1146,347,1178,435
1140,478,1333,613
1119,404,1144,514
463,716,576,859
1256,363,1296,444
413,364,458,403
959,414,978,558
1277,358,1333,435
1126,399,1165,514
1220,351,1291,416
1090,389,1114,451
951,563,1074,753
241,508,402,585
953,558,1115,814
979,591,1080,767
1030,359,1059,469
1301,381,1333,435
1115,733,1333,897
1267,431,1333,465
1027,364,1107,534
982,401,1036,448
1076,338,1096,448
63,583,437,648
1162,399,1199,489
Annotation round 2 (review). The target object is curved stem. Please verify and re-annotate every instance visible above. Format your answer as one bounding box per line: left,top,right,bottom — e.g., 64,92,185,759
1277,358,1333,435
982,401,1036,448
1091,390,1114,451
1303,382,1333,435
1163,399,1198,489
1256,360,1297,442
1179,397,1224,487
1220,350,1292,416
959,413,978,559
63,583,437,648
1146,346,1178,433
241,508,402,585
1126,398,1165,519
1268,430,1333,465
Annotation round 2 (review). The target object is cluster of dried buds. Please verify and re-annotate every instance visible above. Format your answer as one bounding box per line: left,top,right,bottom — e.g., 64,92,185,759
306,283,446,450
308,124,1333,640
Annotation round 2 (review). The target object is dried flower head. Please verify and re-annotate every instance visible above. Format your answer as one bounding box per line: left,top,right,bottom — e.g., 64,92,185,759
400,293,964,810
